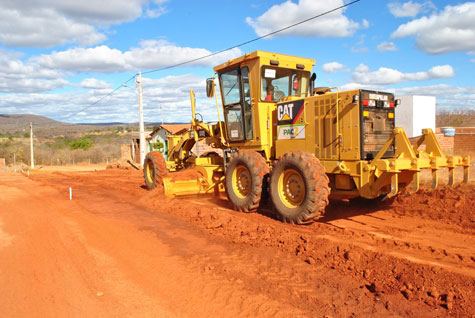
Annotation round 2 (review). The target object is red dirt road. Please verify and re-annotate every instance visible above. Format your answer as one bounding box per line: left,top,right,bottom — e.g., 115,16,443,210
1,168,474,317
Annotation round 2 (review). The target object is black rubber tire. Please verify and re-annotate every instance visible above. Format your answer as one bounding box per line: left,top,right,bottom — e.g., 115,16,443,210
225,150,269,212
270,151,330,224
143,151,167,190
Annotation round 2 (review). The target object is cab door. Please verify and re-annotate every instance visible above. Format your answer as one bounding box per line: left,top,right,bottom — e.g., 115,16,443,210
219,67,253,142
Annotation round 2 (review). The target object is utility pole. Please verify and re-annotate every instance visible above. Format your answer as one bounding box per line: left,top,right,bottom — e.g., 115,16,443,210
160,104,163,126
30,122,35,169
137,72,146,167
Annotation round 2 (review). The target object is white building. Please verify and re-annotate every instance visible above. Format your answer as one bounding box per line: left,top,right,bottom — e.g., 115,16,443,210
395,96,436,138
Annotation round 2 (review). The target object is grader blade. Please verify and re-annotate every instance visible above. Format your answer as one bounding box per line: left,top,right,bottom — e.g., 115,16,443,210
162,177,208,197
162,171,225,198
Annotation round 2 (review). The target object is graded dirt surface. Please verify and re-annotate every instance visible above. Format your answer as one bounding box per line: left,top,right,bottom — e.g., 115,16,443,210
1,167,474,317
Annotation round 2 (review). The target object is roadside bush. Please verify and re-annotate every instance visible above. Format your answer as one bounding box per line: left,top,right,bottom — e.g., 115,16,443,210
0,131,129,166
68,136,93,150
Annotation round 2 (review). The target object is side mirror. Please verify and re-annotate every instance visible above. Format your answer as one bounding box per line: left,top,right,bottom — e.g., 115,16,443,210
309,73,316,96
206,78,214,98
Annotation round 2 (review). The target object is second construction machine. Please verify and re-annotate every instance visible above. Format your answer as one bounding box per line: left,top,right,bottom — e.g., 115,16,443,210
144,51,470,224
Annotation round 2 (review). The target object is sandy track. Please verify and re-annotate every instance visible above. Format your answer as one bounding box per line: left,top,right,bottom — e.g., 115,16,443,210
1,168,474,317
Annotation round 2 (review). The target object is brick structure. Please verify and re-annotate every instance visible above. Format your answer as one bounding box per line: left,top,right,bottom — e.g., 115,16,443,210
408,127,475,156
455,127,475,134
193,139,224,157
436,134,455,154
120,144,132,160
409,133,454,153
454,127,475,155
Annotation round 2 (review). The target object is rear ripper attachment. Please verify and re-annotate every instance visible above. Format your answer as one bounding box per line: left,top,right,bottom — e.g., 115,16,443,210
357,90,470,197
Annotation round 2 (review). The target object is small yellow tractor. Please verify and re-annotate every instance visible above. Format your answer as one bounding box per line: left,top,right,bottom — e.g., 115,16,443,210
144,51,470,224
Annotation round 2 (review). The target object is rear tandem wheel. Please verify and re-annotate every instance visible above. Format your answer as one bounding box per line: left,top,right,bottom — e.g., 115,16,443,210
225,150,269,212
270,151,330,224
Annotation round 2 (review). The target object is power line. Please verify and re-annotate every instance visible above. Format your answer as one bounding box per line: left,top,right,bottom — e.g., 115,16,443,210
142,0,360,75
62,74,137,120
63,0,360,120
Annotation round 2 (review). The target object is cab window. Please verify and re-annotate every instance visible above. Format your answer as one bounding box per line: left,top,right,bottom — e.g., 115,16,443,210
221,69,240,106
219,67,253,142
261,67,309,102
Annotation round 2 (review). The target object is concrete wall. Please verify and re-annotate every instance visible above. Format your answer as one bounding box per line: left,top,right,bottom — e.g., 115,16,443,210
395,96,436,138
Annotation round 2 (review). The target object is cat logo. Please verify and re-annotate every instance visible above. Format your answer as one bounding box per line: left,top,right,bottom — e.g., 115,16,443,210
276,99,304,125
277,103,294,121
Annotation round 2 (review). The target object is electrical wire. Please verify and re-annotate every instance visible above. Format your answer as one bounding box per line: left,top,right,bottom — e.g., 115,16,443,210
62,74,137,120
62,0,360,120
142,0,360,75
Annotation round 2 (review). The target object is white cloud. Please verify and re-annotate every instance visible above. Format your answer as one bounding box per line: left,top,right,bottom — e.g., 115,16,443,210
426,65,454,78
388,1,435,18
35,46,127,73
0,7,106,47
471,59,475,63
351,47,369,54
34,41,242,73
352,64,454,85
0,0,168,48
0,50,69,93
339,83,475,111
246,0,362,38
147,0,172,18
322,62,349,73
0,73,217,123
394,84,475,110
362,19,370,29
350,34,369,54
391,3,475,54
377,41,398,52
80,78,111,89
146,0,169,18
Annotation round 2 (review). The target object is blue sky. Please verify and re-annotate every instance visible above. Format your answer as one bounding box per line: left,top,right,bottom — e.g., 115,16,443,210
0,0,474,123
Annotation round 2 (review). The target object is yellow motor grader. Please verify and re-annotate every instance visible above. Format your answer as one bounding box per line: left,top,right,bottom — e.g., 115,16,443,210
144,51,470,224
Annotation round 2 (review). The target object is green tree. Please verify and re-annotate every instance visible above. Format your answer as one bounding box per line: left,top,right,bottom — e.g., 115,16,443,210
68,136,94,150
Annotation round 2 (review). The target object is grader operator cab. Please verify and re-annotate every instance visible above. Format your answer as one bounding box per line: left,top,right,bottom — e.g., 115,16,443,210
144,51,470,224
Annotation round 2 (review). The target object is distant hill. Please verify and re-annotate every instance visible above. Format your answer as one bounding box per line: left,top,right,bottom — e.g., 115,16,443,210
0,114,67,128
0,114,188,138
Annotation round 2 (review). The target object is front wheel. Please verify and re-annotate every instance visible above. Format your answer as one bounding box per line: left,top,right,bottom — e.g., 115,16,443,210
270,151,330,224
143,151,167,189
